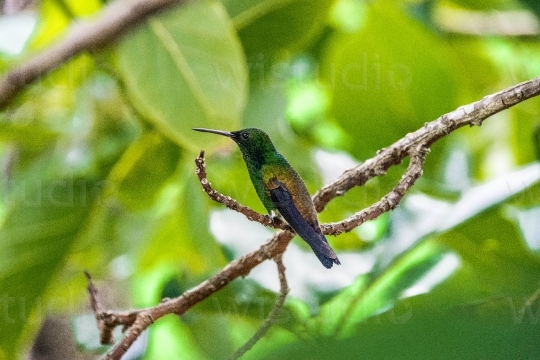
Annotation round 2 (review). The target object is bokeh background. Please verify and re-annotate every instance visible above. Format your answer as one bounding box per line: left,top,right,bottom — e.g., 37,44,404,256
1,0,540,358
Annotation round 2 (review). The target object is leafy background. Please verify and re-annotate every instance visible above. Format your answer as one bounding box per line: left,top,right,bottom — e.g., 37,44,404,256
1,0,540,358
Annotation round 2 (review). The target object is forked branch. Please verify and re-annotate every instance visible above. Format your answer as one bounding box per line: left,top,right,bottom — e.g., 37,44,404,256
87,75,540,359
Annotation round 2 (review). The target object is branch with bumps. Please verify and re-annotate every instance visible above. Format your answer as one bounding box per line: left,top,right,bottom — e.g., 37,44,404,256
87,75,540,359
194,152,291,231
194,145,428,236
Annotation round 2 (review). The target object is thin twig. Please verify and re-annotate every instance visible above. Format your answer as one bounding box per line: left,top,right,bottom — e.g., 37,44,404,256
227,255,289,360
519,287,540,317
84,271,114,345
195,150,290,231
321,145,429,235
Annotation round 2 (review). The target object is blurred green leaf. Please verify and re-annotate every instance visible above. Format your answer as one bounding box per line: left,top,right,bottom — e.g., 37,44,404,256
137,163,227,274
0,177,99,357
145,315,207,359
321,1,482,160
329,0,367,32
111,131,181,211
0,123,58,167
223,0,334,58
450,0,520,11
263,292,540,359
534,125,540,161
117,0,248,151
518,0,540,18
5,54,95,131
63,0,102,17
30,0,102,49
439,207,540,301
30,0,71,48
318,241,451,337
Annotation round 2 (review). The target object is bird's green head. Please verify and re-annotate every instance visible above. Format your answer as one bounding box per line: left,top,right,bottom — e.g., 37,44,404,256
193,127,278,166
229,128,276,156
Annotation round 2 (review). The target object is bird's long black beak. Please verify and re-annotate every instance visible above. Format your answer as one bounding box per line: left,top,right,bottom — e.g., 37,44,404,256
192,128,233,137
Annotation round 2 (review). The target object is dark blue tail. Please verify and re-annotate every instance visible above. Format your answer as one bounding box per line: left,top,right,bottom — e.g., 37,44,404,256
270,183,340,269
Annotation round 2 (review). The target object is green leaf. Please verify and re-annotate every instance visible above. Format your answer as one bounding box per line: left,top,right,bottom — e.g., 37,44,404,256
223,0,335,58
439,207,540,301
111,131,181,211
62,0,102,17
137,162,227,274
29,0,71,49
0,177,99,357
263,293,540,359
318,241,451,337
144,315,207,359
322,2,472,160
117,0,247,150
0,123,58,170
0,122,57,149
27,0,101,50
450,0,518,11
519,0,540,18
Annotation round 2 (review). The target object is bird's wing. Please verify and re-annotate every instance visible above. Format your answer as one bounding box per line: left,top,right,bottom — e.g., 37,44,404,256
268,178,340,268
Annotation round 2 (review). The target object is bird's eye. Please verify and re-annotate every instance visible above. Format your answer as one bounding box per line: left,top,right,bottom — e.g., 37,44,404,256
241,132,249,140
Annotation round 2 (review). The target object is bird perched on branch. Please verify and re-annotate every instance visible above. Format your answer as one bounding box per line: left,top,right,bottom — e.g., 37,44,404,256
193,127,340,269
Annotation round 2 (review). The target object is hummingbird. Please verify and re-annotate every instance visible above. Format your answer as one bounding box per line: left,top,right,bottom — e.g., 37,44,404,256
193,127,340,269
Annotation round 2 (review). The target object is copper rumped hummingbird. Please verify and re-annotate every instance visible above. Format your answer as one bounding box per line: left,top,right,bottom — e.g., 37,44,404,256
193,127,340,269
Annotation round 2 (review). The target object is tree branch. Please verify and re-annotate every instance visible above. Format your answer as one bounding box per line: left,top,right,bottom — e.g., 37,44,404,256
0,0,188,109
87,75,540,359
195,150,291,231
86,231,294,360
321,145,429,235
85,271,114,345
194,145,427,236
312,76,540,212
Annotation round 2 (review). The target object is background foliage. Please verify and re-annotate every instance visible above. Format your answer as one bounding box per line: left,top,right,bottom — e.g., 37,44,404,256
1,0,540,358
